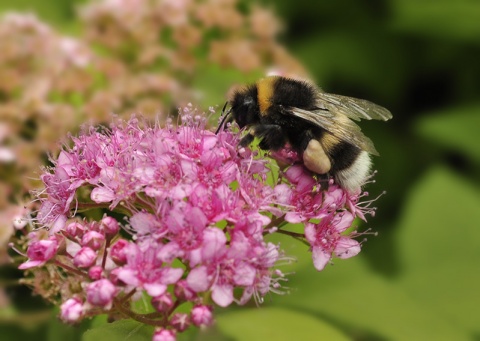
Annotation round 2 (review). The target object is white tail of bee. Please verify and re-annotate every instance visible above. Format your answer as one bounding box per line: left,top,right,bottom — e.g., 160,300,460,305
335,151,372,194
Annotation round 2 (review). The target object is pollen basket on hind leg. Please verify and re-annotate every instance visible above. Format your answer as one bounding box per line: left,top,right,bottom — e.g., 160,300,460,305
303,139,331,174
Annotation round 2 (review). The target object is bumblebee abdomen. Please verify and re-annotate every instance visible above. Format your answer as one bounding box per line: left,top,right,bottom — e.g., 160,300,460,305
327,141,362,172
334,151,372,193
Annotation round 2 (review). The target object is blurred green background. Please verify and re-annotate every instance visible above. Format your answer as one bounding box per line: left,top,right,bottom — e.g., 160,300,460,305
1,0,480,340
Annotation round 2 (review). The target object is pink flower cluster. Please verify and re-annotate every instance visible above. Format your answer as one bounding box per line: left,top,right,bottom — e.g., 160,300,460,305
20,106,375,339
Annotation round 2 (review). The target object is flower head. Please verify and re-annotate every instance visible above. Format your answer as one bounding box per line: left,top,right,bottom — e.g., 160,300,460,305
18,107,379,339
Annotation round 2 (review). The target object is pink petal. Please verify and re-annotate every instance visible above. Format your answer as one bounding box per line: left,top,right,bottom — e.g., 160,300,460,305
212,284,234,307
304,223,316,244
239,287,254,305
334,211,355,232
312,246,331,271
188,247,202,268
50,214,67,233
133,166,155,182
57,151,75,176
91,187,115,203
334,237,361,259
233,263,256,286
157,242,183,263
180,159,196,178
273,184,292,205
285,165,316,191
18,260,45,269
220,161,238,183
130,212,161,235
187,266,210,292
201,228,226,261
117,268,140,286
187,207,207,231
228,232,249,258
170,184,193,200
202,134,218,150
66,239,81,257
166,207,184,232
162,267,184,284
144,283,167,297
285,212,305,224
323,187,345,208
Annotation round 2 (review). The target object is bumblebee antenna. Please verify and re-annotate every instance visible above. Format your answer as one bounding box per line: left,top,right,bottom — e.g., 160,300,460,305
215,102,232,134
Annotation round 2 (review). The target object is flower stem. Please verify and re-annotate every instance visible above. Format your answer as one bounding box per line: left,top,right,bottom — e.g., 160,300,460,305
54,260,89,279
113,300,165,327
275,229,310,246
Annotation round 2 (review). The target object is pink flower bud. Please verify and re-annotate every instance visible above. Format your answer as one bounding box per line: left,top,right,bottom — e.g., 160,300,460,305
152,329,176,341
86,279,116,308
65,221,85,238
19,237,59,269
191,305,213,327
109,239,129,265
60,297,83,322
170,313,190,332
174,280,196,301
88,265,103,280
151,292,173,313
101,216,119,236
81,231,105,250
73,247,96,268
109,267,124,286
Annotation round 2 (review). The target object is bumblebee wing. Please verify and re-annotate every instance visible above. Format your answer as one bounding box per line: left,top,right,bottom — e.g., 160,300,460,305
289,107,379,155
315,92,392,122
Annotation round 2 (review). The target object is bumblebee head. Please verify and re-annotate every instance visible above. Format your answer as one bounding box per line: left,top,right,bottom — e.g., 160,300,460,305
230,85,260,128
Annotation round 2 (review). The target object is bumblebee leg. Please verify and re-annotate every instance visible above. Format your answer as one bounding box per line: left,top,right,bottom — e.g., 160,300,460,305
316,173,331,191
239,132,255,147
255,124,286,150
298,130,316,151
303,138,331,175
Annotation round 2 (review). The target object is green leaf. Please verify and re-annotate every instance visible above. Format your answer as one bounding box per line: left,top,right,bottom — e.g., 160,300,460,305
130,292,155,315
216,307,349,341
271,258,469,340
292,32,406,101
391,0,480,42
267,216,469,339
415,104,480,164
82,320,154,341
397,166,480,334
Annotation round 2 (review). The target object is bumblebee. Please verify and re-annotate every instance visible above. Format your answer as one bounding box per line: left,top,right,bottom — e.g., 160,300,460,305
216,76,392,193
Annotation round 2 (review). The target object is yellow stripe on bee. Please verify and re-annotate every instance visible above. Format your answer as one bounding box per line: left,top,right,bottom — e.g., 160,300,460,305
321,132,341,153
257,76,278,115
